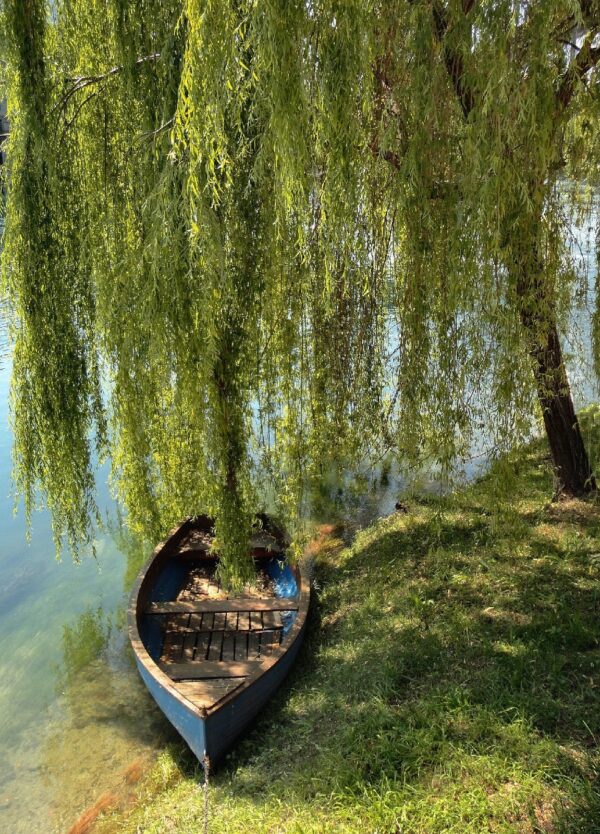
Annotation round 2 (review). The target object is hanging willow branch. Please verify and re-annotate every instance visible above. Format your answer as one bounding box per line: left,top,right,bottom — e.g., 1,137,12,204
1,0,600,584
54,52,161,118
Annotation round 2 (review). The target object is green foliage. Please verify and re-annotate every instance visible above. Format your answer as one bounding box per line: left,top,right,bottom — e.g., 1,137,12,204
1,1,600,579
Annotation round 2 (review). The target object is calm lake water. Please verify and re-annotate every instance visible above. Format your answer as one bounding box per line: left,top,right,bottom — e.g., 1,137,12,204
0,219,597,833
0,353,175,833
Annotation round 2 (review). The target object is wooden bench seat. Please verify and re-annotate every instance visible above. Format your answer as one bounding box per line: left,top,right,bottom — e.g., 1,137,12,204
146,597,298,615
159,660,262,680
175,678,246,709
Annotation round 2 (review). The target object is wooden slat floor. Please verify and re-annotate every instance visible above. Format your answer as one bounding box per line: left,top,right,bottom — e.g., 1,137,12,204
158,563,286,710
161,610,284,664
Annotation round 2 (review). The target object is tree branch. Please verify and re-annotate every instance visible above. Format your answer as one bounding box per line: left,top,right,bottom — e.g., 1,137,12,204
432,1,476,119
370,22,406,171
556,33,600,110
54,53,160,118
135,117,174,143
59,91,96,145
370,4,477,183
64,52,160,86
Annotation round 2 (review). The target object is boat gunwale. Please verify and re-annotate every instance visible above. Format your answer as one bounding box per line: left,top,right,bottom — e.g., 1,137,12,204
127,518,310,719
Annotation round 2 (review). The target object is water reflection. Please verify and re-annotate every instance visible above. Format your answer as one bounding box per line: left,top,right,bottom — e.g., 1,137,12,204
57,607,112,691
106,512,151,600
42,614,174,833
0,347,172,832
0,597,175,834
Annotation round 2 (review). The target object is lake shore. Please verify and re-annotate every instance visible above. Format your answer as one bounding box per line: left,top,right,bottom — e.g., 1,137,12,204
92,420,600,834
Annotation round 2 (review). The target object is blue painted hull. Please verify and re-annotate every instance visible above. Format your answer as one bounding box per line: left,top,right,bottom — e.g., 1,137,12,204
136,656,207,758
135,610,306,762
129,517,310,766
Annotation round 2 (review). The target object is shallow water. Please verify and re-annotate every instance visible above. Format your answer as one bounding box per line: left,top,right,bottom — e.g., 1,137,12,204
0,356,175,833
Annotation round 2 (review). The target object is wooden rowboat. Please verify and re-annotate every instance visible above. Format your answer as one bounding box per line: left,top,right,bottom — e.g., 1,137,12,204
128,515,310,765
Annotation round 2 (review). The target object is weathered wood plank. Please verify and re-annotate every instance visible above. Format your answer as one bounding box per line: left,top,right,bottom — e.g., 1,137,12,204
259,635,281,657
224,611,238,631
221,634,235,662
177,533,283,559
250,533,285,554
160,660,262,680
189,613,203,631
182,632,197,662
262,610,283,630
175,678,246,709
178,542,212,556
146,597,298,614
173,613,190,631
207,630,223,662
163,625,282,638
248,633,261,660
213,612,227,632
234,632,248,661
195,631,210,661
160,631,178,662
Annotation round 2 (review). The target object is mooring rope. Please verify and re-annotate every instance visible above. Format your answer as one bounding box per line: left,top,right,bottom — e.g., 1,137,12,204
202,755,211,834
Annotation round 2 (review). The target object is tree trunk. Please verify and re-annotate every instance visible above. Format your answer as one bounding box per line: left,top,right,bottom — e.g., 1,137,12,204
519,306,595,497
423,0,596,494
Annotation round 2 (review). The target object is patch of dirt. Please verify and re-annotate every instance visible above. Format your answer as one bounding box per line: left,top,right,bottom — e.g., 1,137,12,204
546,498,599,525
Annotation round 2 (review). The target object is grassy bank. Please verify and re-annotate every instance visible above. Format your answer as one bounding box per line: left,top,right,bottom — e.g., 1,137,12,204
96,437,600,833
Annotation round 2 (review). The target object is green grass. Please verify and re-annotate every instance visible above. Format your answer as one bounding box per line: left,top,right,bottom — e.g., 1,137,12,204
96,437,600,833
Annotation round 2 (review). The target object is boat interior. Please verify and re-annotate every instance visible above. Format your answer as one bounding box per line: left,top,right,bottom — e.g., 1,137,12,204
138,518,300,713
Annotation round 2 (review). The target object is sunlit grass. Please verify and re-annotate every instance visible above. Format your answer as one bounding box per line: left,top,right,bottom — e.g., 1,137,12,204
96,428,600,833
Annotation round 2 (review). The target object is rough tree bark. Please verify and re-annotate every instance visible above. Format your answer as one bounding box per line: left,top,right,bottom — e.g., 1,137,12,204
510,191,596,496
519,304,595,495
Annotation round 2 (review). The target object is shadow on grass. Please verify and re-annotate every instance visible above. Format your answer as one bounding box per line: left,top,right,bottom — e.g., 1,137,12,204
135,446,600,833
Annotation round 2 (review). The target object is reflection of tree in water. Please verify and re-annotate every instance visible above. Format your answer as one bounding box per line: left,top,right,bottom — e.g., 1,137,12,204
41,603,175,832
104,508,151,599
307,463,401,536
53,605,119,738
58,606,111,690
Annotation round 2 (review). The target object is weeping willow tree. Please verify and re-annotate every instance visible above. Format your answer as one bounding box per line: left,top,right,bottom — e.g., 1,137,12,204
1,0,600,584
